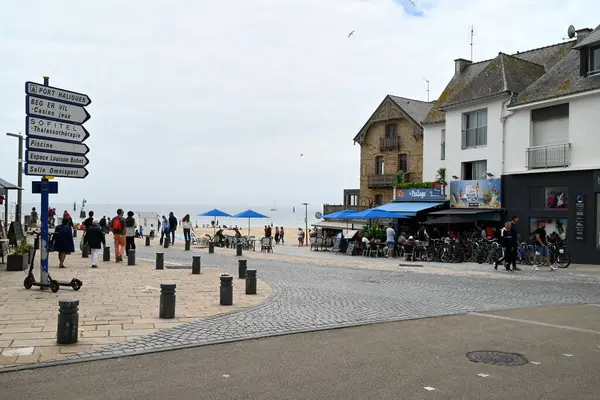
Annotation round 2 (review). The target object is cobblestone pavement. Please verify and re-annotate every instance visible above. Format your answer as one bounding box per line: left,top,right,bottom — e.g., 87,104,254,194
5,245,600,371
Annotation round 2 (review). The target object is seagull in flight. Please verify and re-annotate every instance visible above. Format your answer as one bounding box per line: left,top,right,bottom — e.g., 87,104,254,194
348,30,355,38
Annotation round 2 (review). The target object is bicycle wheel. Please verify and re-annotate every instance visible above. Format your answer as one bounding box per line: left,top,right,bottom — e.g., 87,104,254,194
555,251,571,268
426,247,435,262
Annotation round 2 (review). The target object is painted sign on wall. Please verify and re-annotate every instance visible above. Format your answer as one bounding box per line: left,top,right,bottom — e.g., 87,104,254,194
449,179,501,208
394,185,445,202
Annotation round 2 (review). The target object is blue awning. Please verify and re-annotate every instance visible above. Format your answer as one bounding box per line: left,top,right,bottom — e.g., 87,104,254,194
377,201,445,217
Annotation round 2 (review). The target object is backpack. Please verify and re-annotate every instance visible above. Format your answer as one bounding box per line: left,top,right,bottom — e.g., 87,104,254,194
112,218,122,232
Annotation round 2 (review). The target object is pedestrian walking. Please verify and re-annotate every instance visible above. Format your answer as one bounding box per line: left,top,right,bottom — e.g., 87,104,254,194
494,221,514,271
280,227,285,245
30,207,38,227
125,211,137,253
168,212,178,245
275,227,280,244
160,215,170,245
111,209,126,263
509,216,521,271
386,222,396,258
533,220,557,271
83,220,105,268
182,214,192,242
99,215,107,232
52,218,75,268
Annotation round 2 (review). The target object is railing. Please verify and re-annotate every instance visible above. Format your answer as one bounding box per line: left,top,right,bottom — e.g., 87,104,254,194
322,205,369,215
380,136,401,151
526,143,571,169
367,174,396,188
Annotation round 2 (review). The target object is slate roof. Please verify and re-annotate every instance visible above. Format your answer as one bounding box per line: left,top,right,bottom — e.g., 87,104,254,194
441,53,546,109
573,25,600,49
422,41,575,124
0,177,21,190
353,95,434,143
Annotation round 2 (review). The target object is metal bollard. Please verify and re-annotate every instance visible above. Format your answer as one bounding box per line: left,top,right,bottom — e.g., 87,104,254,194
245,269,257,295
236,243,242,256
208,242,214,254
159,283,176,319
163,237,169,249
128,249,136,265
73,229,78,238
192,255,201,274
57,299,79,345
145,236,150,247
103,246,111,262
82,245,89,258
185,240,191,251
156,252,164,270
220,274,233,306
238,259,247,279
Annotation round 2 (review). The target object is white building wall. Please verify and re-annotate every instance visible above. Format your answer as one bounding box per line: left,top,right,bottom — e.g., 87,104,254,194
422,122,445,182
440,97,507,181
504,93,600,174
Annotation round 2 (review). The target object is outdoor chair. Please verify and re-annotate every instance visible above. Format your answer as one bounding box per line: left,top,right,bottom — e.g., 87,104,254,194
315,237,324,251
403,244,415,261
260,237,273,253
310,237,317,251
324,238,333,251
345,241,355,255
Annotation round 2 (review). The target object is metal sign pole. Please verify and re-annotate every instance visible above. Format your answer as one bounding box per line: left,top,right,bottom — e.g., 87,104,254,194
40,76,50,287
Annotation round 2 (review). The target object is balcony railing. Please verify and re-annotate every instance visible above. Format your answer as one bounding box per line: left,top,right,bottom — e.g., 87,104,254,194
367,174,396,188
323,204,369,215
526,143,571,169
380,136,401,151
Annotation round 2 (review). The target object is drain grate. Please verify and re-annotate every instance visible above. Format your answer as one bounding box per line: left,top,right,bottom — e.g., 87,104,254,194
466,351,528,366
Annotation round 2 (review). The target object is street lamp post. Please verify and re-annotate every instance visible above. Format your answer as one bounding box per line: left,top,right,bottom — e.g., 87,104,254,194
6,132,24,223
301,202,309,246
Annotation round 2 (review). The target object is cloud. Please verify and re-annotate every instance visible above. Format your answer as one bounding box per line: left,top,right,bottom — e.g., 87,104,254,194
0,0,597,208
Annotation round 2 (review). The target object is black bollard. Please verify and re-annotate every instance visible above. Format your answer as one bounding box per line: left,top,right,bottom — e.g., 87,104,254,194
159,283,176,319
238,259,247,279
236,243,242,256
192,255,201,274
103,246,111,262
145,236,150,247
73,229,78,238
156,252,164,270
185,240,191,251
82,245,89,258
57,299,79,345
128,249,136,265
208,242,214,254
220,274,233,306
164,238,169,249
245,269,257,295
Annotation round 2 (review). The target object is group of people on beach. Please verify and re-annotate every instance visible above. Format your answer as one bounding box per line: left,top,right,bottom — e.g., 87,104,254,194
264,225,285,245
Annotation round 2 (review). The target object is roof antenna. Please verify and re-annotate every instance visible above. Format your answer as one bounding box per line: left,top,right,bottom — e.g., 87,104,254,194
422,78,430,102
470,25,474,61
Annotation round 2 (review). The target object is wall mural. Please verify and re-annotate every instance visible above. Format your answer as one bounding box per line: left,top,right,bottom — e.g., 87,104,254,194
449,179,501,208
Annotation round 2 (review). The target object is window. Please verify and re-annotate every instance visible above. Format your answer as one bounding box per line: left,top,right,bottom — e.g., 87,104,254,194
385,124,398,138
375,156,385,175
531,104,569,146
590,46,600,76
545,187,568,209
441,129,446,160
374,194,384,205
398,154,408,174
461,109,487,149
461,160,487,180
346,194,358,206
529,218,568,241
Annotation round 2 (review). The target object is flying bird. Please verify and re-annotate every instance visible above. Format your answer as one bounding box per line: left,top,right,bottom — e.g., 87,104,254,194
300,153,304,157
348,30,355,38
408,0,416,6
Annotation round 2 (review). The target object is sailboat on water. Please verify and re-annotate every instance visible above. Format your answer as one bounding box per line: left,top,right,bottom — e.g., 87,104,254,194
270,200,278,212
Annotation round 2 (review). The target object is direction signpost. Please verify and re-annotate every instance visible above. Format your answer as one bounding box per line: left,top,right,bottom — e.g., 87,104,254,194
24,77,91,289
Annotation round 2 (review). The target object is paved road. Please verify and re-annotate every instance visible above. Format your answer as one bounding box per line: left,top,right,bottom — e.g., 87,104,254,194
7,244,594,370
2,305,599,399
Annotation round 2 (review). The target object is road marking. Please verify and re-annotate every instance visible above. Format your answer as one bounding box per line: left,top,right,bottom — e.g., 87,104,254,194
469,312,600,335
587,304,600,307
222,374,230,378
477,373,489,377
563,354,573,357
531,361,541,365
423,386,435,391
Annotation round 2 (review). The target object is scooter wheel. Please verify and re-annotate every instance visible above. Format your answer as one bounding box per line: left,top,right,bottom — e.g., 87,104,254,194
50,280,60,293
23,276,34,289
71,279,82,291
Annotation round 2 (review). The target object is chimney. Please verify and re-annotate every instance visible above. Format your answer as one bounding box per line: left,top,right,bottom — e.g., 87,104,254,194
454,58,472,74
576,28,592,43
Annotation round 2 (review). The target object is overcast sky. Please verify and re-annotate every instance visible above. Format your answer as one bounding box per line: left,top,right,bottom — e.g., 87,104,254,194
0,0,597,207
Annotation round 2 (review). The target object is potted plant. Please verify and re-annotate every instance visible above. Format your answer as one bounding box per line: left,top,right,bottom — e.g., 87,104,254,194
7,238,33,271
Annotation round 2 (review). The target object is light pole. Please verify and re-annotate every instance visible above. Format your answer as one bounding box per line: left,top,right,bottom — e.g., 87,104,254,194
6,132,23,223
301,202,309,246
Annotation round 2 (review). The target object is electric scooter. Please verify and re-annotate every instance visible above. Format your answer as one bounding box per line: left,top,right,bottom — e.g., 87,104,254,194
23,232,83,293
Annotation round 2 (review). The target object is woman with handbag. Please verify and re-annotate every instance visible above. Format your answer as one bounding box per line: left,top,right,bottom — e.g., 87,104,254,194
53,218,75,268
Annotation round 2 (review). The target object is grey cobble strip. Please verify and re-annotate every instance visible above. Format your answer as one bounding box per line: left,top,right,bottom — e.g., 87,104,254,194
18,249,600,368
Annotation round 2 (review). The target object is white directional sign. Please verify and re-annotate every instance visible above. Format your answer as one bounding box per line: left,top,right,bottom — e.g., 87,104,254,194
25,163,88,179
26,137,89,155
25,150,89,167
25,81,91,106
26,117,89,143
26,95,90,124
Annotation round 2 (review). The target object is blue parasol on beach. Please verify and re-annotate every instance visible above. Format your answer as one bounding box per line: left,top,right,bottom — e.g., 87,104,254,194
231,209,269,236
322,209,355,219
199,208,232,234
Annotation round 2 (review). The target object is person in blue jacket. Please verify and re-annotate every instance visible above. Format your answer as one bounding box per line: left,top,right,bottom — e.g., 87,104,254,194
53,218,75,268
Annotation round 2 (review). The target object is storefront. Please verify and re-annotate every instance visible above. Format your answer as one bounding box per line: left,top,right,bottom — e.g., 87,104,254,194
377,186,446,232
502,170,600,265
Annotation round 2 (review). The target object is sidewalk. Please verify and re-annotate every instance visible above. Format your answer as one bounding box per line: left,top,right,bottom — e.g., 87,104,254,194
0,251,272,368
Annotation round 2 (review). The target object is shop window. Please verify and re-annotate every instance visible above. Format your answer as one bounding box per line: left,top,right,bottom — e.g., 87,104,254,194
597,194,600,249
529,217,568,242
545,187,568,209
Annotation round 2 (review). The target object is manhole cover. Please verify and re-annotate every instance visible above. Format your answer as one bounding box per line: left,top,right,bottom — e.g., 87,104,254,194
466,351,528,366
